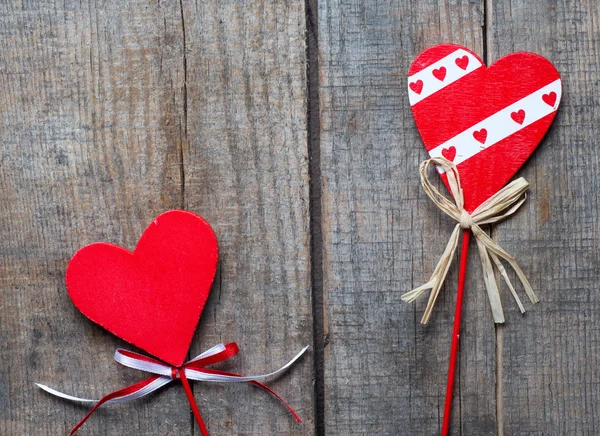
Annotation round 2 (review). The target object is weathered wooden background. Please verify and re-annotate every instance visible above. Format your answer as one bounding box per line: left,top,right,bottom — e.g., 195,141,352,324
1,0,599,435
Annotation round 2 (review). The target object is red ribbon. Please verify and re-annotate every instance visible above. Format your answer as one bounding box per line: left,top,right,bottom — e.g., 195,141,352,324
46,343,303,435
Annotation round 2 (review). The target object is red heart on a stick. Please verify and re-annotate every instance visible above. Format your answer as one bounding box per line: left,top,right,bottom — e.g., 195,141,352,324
66,210,219,366
408,44,561,211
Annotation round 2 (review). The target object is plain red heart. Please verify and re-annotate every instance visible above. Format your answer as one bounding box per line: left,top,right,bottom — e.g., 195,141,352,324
433,67,447,81
409,80,424,94
66,210,218,366
409,44,561,211
442,146,456,161
511,109,526,124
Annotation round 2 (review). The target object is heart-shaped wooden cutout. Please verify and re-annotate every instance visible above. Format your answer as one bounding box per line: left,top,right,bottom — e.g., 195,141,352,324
408,44,561,211
66,210,218,366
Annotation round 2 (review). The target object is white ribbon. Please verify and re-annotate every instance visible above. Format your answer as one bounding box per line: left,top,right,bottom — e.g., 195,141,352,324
36,344,309,404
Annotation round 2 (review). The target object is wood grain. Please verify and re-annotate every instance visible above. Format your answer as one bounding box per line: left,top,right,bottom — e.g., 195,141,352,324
180,1,314,434
0,1,190,434
318,0,498,434
487,0,600,434
0,1,312,435
3,0,600,434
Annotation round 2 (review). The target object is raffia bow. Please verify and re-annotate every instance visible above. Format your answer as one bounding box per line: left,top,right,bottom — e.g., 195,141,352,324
402,157,539,324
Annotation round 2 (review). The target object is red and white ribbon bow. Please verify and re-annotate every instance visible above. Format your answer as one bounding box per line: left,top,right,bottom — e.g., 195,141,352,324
37,343,308,435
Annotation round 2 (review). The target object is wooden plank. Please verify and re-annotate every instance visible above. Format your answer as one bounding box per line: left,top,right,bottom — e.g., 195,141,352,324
487,1,600,434
0,1,193,434
180,1,314,435
318,0,497,434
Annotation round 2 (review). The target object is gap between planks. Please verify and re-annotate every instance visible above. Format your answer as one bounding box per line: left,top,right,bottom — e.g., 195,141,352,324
305,0,326,435
482,0,506,434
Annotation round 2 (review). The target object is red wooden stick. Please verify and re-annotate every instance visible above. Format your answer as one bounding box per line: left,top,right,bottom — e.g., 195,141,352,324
441,229,471,436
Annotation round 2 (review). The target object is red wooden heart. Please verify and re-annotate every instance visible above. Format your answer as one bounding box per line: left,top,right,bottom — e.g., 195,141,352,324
408,44,561,211
66,210,218,366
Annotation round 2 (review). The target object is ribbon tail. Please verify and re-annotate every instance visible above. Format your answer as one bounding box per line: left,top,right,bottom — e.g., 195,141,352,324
185,345,309,383
35,384,99,404
42,375,170,435
421,224,461,324
178,369,210,436
401,225,460,304
184,346,309,423
400,282,435,304
36,375,172,405
37,376,171,435
474,224,539,305
475,236,505,324
499,252,539,305
199,368,303,422
401,224,461,324
247,380,303,423
489,251,525,313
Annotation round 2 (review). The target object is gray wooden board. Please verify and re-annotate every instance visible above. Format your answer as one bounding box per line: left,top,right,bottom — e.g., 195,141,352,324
0,2,190,434
0,1,313,435
318,0,498,434
319,0,600,435
488,0,600,435
3,0,600,435
180,1,314,434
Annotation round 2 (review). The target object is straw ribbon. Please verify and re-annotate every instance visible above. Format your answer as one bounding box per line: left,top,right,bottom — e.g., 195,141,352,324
402,157,539,324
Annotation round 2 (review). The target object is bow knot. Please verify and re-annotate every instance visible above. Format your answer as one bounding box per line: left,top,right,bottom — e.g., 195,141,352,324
402,157,539,324
459,210,473,229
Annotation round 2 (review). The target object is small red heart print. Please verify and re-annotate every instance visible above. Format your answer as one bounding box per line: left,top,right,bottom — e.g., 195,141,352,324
473,128,488,144
410,80,424,94
455,55,469,70
442,146,457,161
511,109,526,125
433,67,447,81
408,44,561,211
542,91,557,107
